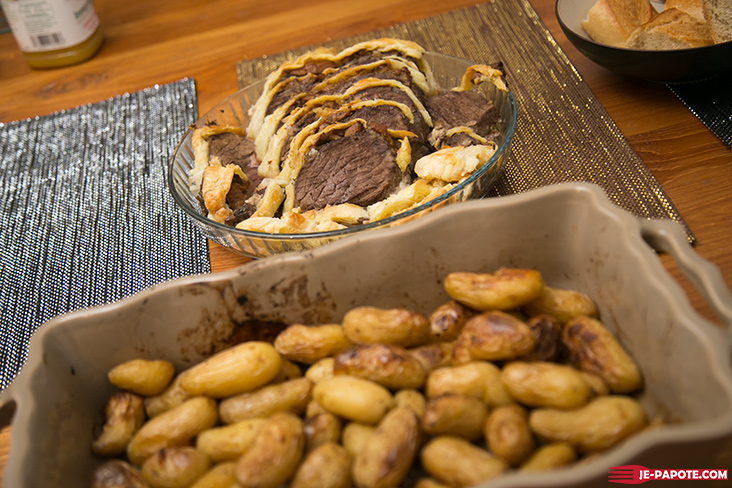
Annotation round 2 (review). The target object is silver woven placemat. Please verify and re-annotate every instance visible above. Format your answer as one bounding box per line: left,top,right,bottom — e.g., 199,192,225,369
237,0,692,241
0,78,210,389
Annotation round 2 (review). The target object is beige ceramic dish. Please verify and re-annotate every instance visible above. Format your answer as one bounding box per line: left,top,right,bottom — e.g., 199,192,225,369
1,182,731,487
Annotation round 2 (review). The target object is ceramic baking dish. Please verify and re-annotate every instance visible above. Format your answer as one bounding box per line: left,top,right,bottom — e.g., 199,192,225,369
1,182,731,487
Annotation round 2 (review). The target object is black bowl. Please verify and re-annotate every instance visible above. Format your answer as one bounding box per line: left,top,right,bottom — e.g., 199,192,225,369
556,0,732,83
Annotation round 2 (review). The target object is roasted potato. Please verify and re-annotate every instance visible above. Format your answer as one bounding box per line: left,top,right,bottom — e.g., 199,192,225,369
334,343,427,390
444,268,544,311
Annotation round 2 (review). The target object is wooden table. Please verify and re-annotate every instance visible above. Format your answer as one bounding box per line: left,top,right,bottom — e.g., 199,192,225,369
1,0,730,483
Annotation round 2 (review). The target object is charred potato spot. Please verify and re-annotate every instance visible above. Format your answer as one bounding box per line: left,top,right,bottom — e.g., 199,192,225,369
92,267,651,488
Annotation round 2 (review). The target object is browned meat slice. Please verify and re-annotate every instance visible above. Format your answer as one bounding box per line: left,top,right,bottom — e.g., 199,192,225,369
295,126,402,211
426,90,499,138
207,132,264,225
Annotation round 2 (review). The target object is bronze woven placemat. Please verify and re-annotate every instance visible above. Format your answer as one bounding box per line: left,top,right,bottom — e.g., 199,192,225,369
236,0,692,241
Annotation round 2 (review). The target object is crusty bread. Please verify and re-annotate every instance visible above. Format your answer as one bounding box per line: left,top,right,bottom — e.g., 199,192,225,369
625,8,714,49
664,0,706,23
702,0,732,43
581,0,655,47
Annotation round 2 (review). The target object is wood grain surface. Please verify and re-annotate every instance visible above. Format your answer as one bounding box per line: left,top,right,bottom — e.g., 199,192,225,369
1,0,730,484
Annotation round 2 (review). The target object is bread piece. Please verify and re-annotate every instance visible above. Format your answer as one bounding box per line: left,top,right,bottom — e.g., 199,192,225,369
664,0,706,23
625,8,714,49
702,0,732,43
581,0,655,47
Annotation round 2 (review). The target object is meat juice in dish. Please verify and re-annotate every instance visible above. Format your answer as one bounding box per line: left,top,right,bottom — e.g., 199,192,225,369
187,38,508,234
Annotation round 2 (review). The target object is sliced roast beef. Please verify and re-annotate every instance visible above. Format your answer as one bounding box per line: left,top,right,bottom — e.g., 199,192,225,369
426,90,499,137
294,125,403,211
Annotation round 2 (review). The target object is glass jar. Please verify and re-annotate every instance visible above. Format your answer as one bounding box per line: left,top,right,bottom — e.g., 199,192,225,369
0,0,103,69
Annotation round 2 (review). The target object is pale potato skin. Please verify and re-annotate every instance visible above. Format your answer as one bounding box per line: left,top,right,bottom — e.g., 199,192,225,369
451,311,536,364
196,418,266,462
562,316,643,394
271,358,304,383
290,442,353,488
414,478,450,488
179,341,282,398
501,361,592,409
421,394,488,441
140,446,211,488
91,460,148,488
218,377,312,424
235,412,305,488
428,300,472,342
484,404,535,467
342,306,431,347
519,442,577,472
92,391,146,457
394,389,427,417
522,286,598,324
425,361,514,407
420,436,507,487
274,323,352,364
334,343,427,390
353,407,420,488
189,462,237,488
127,397,218,466
108,359,176,397
444,268,545,311
312,376,395,424
529,396,647,453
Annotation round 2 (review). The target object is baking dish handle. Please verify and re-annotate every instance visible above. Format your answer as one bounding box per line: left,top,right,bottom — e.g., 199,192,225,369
640,219,732,327
0,384,17,429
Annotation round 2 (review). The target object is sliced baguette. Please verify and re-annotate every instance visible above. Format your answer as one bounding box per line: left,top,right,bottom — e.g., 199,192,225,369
702,0,732,43
664,0,706,23
581,0,655,47
625,7,715,49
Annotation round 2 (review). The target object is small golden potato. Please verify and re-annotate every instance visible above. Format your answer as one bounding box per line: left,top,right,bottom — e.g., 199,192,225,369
290,442,352,488
179,341,282,398
522,286,598,323
304,412,342,453
408,342,454,372
312,376,394,424
127,397,218,466
428,300,472,342
529,395,647,452
518,314,563,362
562,316,643,394
91,460,147,488
420,436,507,487
501,361,591,409
196,418,266,462
394,389,427,417
519,442,577,472
444,268,545,311
353,407,420,488
219,377,312,424
304,357,335,383
190,462,237,488
421,394,488,441
235,412,305,488
415,478,450,488
484,404,535,466
426,361,513,407
143,375,191,418
342,306,430,347
108,359,176,397
141,446,211,488
92,391,146,457
334,343,427,390
274,323,352,364
341,422,375,458
271,358,304,383
451,311,536,363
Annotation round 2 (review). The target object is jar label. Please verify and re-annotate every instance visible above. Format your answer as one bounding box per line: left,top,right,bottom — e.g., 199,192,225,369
1,0,99,53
